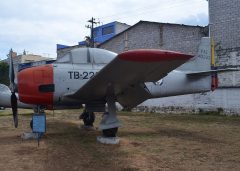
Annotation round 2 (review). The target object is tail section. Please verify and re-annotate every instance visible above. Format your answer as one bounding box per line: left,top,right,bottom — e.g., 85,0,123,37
179,37,211,72
147,37,239,100
179,37,218,91
182,37,239,91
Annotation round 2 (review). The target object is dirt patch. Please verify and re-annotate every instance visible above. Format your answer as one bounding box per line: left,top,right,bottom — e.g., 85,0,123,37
0,110,240,170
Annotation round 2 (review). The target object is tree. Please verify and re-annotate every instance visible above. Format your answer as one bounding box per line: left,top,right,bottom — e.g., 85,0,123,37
0,62,9,85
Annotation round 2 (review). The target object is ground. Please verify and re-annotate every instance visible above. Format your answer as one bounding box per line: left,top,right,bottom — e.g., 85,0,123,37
0,109,240,171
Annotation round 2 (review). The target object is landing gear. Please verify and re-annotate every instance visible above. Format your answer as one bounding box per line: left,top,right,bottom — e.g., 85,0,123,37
97,97,121,144
79,110,95,127
102,127,118,137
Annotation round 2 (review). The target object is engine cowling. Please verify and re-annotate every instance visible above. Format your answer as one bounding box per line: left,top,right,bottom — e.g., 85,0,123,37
17,64,54,106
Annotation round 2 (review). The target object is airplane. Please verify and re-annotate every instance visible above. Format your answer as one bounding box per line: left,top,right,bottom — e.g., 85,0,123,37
0,37,236,138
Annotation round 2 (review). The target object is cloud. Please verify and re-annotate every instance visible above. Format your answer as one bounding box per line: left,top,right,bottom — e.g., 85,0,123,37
0,0,208,59
177,13,209,26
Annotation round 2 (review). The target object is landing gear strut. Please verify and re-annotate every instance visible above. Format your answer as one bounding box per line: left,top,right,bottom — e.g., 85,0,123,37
97,96,121,144
79,110,95,127
102,127,118,137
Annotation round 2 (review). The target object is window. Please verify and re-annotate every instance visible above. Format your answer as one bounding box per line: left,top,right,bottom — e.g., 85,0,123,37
56,53,71,63
71,48,90,64
90,48,116,64
102,26,114,35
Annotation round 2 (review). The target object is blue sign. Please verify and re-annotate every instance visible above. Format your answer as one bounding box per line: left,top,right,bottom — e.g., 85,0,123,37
32,114,46,133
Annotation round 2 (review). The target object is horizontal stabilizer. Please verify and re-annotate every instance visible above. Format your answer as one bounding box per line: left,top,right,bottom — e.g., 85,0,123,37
186,68,240,76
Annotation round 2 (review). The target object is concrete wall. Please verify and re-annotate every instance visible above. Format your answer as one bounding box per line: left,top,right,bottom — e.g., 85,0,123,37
138,88,240,115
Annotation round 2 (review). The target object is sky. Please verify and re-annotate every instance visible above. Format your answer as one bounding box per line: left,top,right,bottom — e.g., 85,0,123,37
0,0,208,59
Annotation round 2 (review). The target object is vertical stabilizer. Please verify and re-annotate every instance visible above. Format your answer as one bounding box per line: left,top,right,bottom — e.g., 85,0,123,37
179,37,218,91
178,37,211,71
183,38,237,90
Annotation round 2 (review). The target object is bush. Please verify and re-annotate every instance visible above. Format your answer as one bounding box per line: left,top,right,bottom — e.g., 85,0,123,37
0,62,9,85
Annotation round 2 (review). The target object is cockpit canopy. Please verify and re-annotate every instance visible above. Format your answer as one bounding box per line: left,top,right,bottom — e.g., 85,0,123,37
56,48,117,64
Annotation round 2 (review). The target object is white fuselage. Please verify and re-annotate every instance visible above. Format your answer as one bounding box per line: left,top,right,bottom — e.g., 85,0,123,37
52,62,211,108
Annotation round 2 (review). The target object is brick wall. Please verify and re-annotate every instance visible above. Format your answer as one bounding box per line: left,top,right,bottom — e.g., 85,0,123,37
100,21,207,56
210,0,240,87
210,0,240,50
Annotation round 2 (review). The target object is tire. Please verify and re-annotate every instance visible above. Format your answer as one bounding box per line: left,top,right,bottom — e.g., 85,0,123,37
102,127,118,137
82,112,95,126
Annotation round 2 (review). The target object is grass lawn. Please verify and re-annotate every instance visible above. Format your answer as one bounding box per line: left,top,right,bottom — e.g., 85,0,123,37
0,109,240,171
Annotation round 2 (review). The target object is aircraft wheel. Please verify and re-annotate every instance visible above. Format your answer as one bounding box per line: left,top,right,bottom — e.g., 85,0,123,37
102,127,118,137
80,111,95,126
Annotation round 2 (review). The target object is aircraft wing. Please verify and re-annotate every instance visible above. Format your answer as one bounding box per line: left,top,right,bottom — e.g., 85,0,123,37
67,49,192,107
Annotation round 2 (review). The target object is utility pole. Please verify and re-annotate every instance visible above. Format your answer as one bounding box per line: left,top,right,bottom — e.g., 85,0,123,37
86,17,99,48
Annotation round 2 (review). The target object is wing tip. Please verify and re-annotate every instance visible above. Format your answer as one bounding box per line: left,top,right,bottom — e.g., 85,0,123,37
118,49,193,62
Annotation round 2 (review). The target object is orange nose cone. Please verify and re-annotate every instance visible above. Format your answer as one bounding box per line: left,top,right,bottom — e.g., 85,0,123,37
17,64,54,105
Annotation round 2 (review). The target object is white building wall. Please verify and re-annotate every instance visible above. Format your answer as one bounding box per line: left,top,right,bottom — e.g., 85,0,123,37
138,88,240,115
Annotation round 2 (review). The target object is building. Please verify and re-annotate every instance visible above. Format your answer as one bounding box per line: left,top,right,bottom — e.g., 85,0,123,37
17,54,51,64
3,51,53,77
99,21,207,55
88,21,130,45
57,21,130,58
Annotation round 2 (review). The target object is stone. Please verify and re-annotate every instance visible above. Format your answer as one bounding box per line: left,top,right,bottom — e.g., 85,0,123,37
97,136,120,145
21,132,39,140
